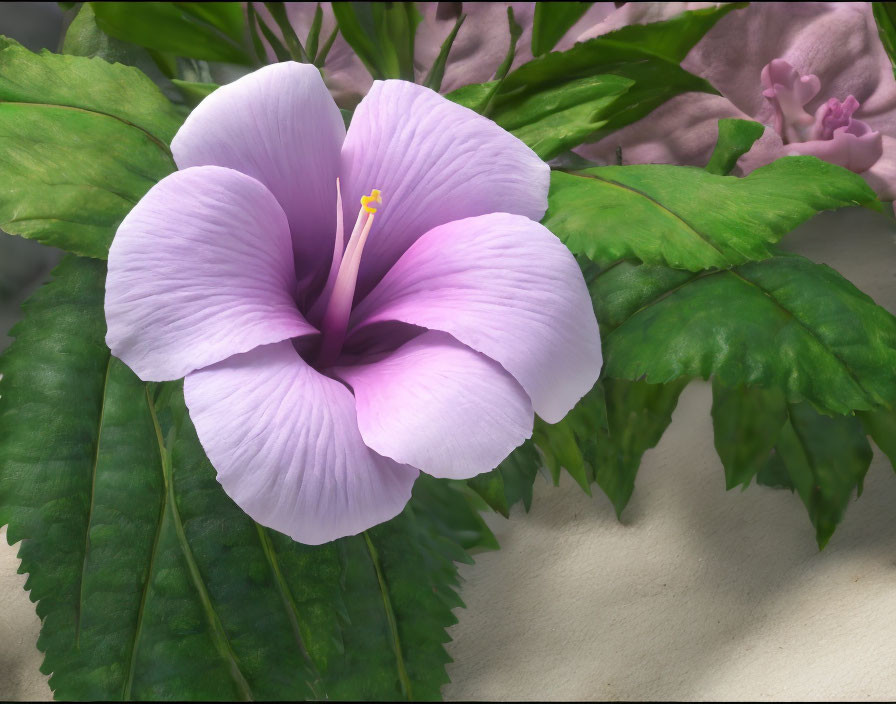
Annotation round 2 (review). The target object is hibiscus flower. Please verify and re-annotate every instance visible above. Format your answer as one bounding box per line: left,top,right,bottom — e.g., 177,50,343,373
104,62,602,545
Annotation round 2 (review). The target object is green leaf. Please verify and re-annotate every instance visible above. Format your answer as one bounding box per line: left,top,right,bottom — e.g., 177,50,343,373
422,12,465,91
531,1,591,56
858,407,896,471
705,118,765,175
711,381,788,489
545,158,880,271
263,2,310,62
1,257,495,699
594,255,896,416
773,403,873,548
597,377,688,517
873,3,896,77
91,2,251,65
331,1,421,81
0,37,180,258
532,377,687,516
171,78,218,108
467,440,541,517
447,4,742,160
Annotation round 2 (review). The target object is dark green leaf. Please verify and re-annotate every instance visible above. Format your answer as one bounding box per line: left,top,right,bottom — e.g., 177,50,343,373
773,403,872,548
171,79,219,108
711,381,787,489
597,377,688,517
873,3,896,77
422,12,465,91
1,257,494,699
306,2,324,61
467,440,541,517
756,448,794,490
705,118,766,175
858,407,896,471
594,255,896,415
532,377,687,516
448,4,742,160
263,2,310,62
545,158,880,271
0,37,180,258
531,1,591,56
492,5,523,83
91,2,251,65
331,1,421,81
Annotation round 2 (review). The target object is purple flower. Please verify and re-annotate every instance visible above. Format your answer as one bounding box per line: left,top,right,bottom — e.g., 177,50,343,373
577,2,896,198
104,63,602,545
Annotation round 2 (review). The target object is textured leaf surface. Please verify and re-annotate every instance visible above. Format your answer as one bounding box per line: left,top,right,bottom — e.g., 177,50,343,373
534,377,687,516
91,2,250,64
545,159,880,271
467,440,541,517
0,37,180,258
593,256,896,415
773,403,872,548
531,1,591,56
0,256,494,700
711,381,788,489
447,4,739,159
705,118,766,175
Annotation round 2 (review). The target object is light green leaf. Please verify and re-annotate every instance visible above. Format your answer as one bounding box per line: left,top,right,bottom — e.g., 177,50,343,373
531,2,592,56
545,158,880,271
773,403,872,548
705,118,765,175
594,255,896,415
91,2,251,65
1,257,495,700
711,381,788,489
0,37,180,258
447,4,741,159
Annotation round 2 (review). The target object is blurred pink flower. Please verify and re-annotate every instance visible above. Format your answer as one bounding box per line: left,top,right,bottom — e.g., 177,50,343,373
577,2,896,199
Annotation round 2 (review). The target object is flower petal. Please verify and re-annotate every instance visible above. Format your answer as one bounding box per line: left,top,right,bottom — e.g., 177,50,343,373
350,213,602,423
860,134,896,200
171,62,345,285
340,80,549,296
106,166,316,381
184,341,419,545
335,330,534,479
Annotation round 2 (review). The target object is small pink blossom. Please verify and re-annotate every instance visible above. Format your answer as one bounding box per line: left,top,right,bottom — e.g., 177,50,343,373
104,63,602,545
576,2,896,199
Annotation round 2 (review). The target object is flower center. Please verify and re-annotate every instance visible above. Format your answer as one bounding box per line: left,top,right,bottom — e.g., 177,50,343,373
315,180,383,367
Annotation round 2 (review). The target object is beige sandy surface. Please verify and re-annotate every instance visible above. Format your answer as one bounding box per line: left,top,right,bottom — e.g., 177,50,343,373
2,208,896,700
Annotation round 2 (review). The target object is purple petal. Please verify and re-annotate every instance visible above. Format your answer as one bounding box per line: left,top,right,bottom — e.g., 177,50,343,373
340,80,549,297
860,134,896,200
171,62,345,285
785,122,883,173
184,341,419,545
350,213,602,424
106,166,316,381
335,330,533,479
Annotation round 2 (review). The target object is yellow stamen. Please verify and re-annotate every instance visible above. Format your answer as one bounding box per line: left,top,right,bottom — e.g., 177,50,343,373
360,188,383,214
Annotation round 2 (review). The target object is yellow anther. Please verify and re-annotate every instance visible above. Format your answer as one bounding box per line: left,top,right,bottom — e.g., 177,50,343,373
361,189,383,214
